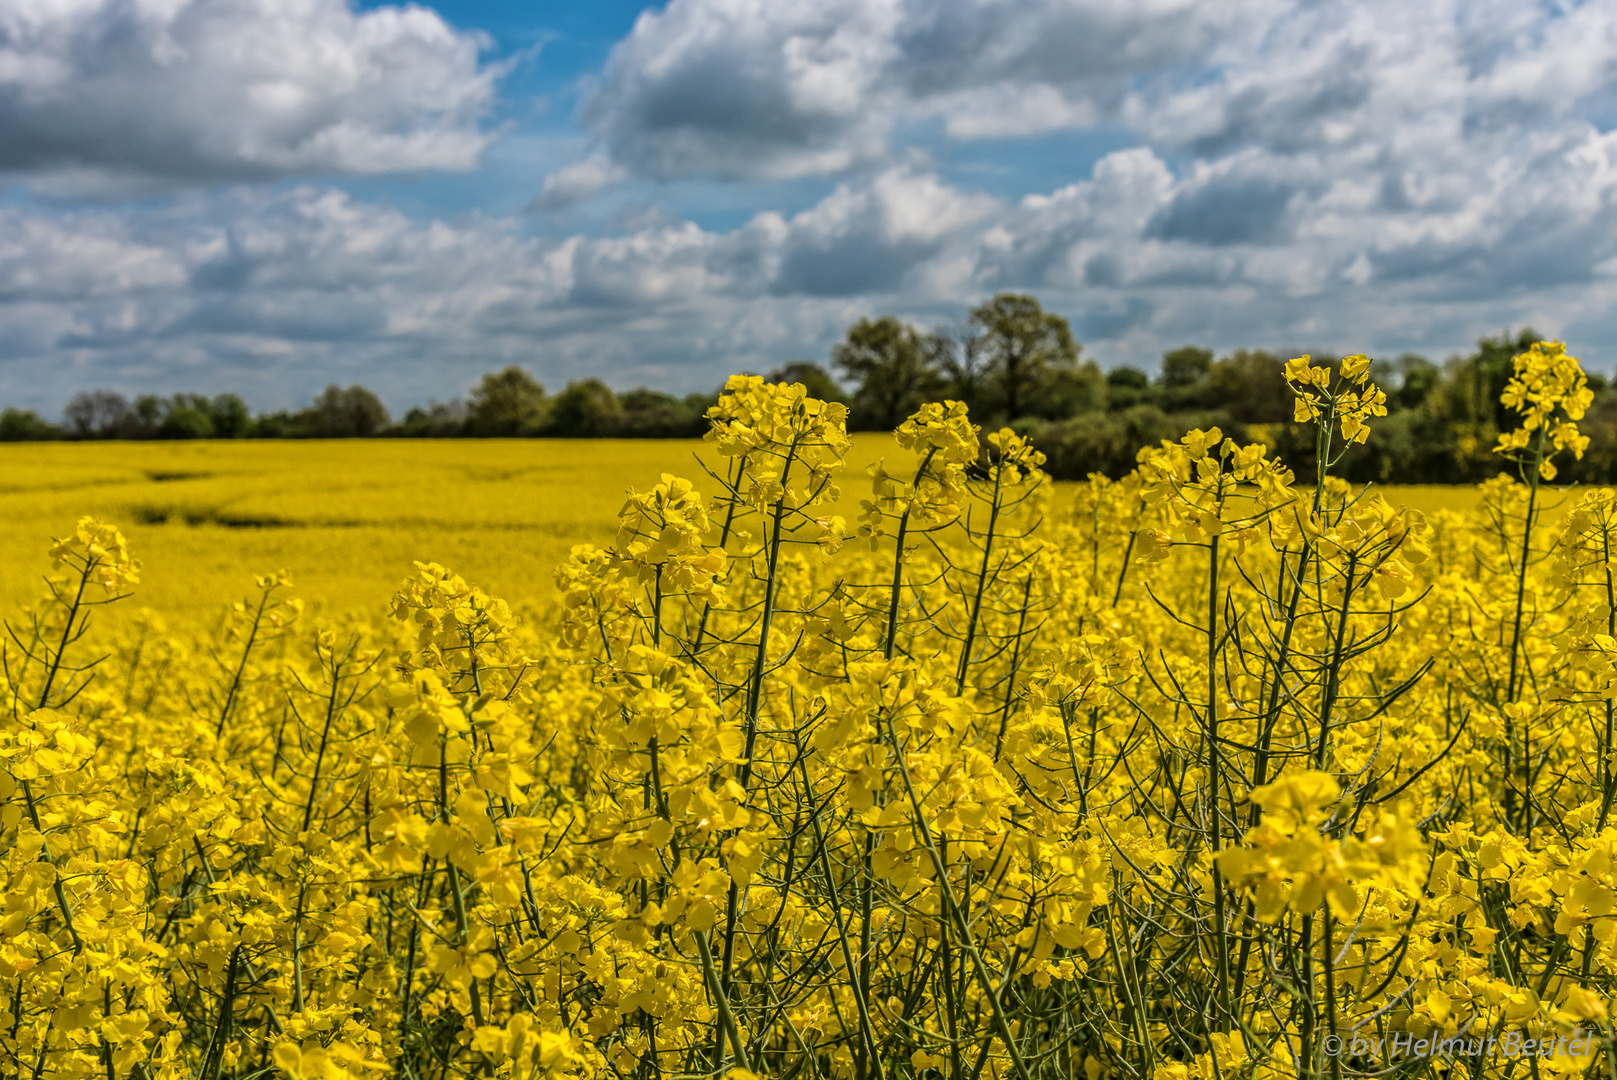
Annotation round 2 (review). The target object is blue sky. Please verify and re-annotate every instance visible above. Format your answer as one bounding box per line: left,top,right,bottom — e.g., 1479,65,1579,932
3,0,1617,415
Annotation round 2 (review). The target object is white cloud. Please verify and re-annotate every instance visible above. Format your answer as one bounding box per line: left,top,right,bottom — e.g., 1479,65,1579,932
10,118,1617,417
584,0,907,180
766,168,997,295
0,0,500,184
533,154,631,210
579,0,1617,202
534,0,1617,356
582,0,1266,180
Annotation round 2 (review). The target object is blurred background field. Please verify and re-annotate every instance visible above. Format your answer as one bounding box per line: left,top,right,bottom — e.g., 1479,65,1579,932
0,438,1513,628
0,436,901,625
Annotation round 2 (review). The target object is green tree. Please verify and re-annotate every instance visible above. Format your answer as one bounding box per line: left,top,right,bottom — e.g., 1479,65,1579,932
1422,330,1541,438
1203,349,1290,423
1105,366,1154,410
209,394,251,438
1469,329,1541,428
935,324,990,415
302,385,390,437
159,399,215,439
545,379,622,436
616,388,707,438
160,392,244,439
1031,360,1107,419
468,366,547,435
399,401,468,437
63,390,133,438
1160,345,1213,389
0,408,57,441
832,316,943,430
133,394,165,433
968,293,1079,421
1391,354,1439,411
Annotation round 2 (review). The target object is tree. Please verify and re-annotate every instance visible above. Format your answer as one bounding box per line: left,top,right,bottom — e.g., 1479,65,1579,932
545,379,622,436
1203,349,1290,423
302,385,390,437
64,390,133,437
968,293,1079,421
160,399,215,439
616,389,707,438
209,394,252,438
1160,346,1213,389
400,400,468,437
133,394,165,433
1024,361,1107,419
832,316,942,430
1470,329,1541,428
1392,354,1439,411
1105,366,1154,410
1424,329,1541,430
767,361,845,402
935,322,990,414
162,393,233,439
0,408,57,441
468,366,547,435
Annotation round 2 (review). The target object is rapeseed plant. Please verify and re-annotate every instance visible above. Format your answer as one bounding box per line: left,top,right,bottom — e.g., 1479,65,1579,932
1,348,1615,1080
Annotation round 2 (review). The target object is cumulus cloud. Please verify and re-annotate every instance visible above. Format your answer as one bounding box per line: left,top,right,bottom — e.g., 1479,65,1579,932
0,183,908,409
582,0,1263,180
581,0,1617,193
0,0,500,184
532,154,631,211
764,169,996,295
10,113,1617,415
562,0,1617,356
584,0,906,180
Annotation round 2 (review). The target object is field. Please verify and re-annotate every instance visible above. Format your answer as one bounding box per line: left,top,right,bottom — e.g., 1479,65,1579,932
5,360,1617,1080
0,435,911,623
0,435,1487,625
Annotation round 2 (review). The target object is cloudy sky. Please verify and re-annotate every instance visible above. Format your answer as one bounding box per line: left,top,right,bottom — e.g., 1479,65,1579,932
2,0,1616,415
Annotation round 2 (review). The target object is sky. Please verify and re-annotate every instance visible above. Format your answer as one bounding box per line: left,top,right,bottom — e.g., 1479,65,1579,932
3,0,1617,416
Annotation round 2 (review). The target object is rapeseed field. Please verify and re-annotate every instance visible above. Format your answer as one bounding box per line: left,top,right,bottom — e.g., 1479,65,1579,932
0,437,1479,621
0,435,907,621
2,345,1611,1080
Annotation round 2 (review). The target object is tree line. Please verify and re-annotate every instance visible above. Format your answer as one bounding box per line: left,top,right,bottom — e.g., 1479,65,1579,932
3,291,1611,483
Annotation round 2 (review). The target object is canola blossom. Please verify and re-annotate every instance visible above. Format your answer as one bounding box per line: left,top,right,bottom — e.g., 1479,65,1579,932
0,352,1613,1080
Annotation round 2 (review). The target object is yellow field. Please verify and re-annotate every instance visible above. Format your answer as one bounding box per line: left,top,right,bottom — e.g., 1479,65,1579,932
0,435,916,623
0,436,1508,626
7,361,1617,1079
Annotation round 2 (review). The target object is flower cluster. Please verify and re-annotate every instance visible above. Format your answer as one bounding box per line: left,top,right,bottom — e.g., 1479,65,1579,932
704,374,851,510
612,473,727,602
1495,340,1593,480
48,514,140,596
858,400,978,545
1286,353,1389,444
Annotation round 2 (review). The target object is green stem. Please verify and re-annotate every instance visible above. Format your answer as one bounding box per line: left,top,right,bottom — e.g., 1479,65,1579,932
885,449,937,660
35,557,93,711
301,640,347,831
717,441,797,1055
1601,526,1617,831
883,713,1034,1080
216,582,276,736
957,459,1006,695
1506,426,1545,705
696,932,751,1073
1506,426,1545,831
